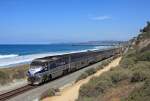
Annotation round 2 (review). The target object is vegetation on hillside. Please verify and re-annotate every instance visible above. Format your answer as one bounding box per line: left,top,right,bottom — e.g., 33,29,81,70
77,22,150,101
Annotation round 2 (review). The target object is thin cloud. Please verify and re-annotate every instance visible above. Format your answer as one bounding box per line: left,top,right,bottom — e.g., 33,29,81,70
91,16,111,20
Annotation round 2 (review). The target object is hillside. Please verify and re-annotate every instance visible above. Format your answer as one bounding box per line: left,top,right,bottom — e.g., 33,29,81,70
77,22,150,101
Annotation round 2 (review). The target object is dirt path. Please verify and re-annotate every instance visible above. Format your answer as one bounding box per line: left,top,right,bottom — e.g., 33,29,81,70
43,57,122,101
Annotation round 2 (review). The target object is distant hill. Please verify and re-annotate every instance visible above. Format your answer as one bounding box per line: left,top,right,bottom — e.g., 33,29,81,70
71,41,126,46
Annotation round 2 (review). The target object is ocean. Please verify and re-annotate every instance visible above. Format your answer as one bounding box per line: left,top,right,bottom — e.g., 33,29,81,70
0,44,111,68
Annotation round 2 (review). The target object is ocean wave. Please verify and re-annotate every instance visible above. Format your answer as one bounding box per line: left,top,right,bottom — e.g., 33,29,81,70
0,54,19,59
94,46,111,49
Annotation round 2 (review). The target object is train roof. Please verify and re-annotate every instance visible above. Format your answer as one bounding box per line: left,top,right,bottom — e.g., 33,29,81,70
34,56,61,62
33,51,88,62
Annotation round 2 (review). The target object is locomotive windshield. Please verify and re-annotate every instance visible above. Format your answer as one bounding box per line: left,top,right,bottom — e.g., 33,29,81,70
30,61,48,69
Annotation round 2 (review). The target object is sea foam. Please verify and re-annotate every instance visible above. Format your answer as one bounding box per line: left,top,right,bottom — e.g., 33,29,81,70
0,54,19,59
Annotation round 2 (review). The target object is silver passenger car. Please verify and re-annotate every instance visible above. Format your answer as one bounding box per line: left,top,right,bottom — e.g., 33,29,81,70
27,48,120,85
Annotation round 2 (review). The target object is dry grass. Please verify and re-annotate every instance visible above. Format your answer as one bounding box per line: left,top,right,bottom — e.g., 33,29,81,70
0,64,29,85
99,80,143,101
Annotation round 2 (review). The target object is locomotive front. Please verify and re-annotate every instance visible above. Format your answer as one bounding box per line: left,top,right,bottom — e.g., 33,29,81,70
27,60,48,85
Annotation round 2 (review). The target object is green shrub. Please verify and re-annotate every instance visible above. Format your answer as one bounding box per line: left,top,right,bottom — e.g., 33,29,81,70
76,73,89,82
0,71,11,85
76,68,97,82
79,73,113,98
125,79,150,101
131,61,150,71
101,60,110,67
140,32,150,39
119,49,138,69
110,68,131,83
40,88,55,100
12,70,26,79
120,55,137,69
137,51,150,61
124,49,137,58
77,96,95,101
96,65,104,70
0,70,9,79
131,70,148,82
96,58,114,70
130,61,150,83
86,68,97,75
143,78,150,95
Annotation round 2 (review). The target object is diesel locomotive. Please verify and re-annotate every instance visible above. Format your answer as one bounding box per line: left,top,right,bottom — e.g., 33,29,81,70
27,48,121,85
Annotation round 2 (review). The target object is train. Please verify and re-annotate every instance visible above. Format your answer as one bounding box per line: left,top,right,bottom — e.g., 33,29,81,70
26,47,121,85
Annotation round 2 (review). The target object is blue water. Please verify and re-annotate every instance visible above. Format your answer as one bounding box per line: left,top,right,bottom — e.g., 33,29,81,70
0,44,99,56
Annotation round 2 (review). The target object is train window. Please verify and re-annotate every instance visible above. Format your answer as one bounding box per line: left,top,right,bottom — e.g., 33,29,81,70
44,63,48,68
31,61,49,68
64,57,69,64
50,63,56,69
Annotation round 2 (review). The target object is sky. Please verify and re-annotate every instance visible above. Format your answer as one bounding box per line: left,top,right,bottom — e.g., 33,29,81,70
0,0,150,44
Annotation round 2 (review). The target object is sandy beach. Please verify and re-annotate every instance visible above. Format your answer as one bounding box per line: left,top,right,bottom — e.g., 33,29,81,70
43,57,122,101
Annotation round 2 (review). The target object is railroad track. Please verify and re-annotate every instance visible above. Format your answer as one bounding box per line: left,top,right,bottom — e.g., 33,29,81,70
0,85,36,101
